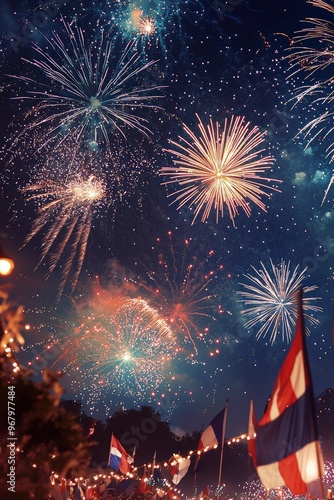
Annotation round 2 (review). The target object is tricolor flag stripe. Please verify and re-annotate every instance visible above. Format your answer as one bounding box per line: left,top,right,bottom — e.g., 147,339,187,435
198,406,227,452
110,446,122,459
260,324,310,425
199,426,218,451
256,388,318,465
257,441,323,492
252,290,324,495
168,454,191,485
108,435,133,475
211,408,227,441
109,451,121,472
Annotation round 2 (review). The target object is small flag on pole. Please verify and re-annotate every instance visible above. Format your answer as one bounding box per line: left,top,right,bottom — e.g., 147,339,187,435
197,404,228,453
251,290,324,495
137,466,150,494
108,434,134,475
168,454,191,484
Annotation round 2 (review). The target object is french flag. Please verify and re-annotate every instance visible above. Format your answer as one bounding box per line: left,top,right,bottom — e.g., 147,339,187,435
198,404,228,453
108,435,134,475
253,290,324,495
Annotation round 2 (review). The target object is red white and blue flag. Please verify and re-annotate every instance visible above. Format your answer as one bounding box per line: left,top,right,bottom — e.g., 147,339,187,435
168,454,191,484
108,435,134,475
198,404,228,453
253,290,324,495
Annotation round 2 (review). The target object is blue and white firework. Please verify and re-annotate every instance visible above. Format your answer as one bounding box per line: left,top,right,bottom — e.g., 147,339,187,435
8,18,164,154
238,259,322,344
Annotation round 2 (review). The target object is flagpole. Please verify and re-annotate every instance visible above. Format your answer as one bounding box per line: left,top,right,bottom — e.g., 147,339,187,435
247,401,253,487
107,432,113,475
298,290,325,500
151,450,156,480
193,463,198,499
217,399,228,500
194,423,204,499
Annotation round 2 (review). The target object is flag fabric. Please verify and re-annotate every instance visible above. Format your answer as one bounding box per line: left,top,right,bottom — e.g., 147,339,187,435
85,485,100,499
72,483,84,499
253,290,324,495
105,478,118,492
196,485,210,500
168,454,191,484
137,467,150,494
116,478,139,496
108,435,134,475
153,466,164,484
59,479,67,492
58,479,70,499
198,405,228,453
247,397,257,466
203,485,210,496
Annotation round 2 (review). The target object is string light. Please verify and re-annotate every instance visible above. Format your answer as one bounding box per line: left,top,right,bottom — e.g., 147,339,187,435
0,240,14,276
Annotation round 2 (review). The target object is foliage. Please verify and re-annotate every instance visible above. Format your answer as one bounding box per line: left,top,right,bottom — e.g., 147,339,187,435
0,292,93,499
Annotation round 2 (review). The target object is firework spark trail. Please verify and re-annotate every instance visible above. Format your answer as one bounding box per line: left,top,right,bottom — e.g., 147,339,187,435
287,0,334,200
237,259,322,344
160,114,280,226
8,19,164,154
21,173,106,296
131,232,225,353
322,173,334,204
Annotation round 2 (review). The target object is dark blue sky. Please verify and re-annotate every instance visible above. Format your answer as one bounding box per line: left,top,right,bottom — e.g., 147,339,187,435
0,0,333,440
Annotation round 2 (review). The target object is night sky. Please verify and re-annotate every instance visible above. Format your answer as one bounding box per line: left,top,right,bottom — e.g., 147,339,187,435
0,0,333,442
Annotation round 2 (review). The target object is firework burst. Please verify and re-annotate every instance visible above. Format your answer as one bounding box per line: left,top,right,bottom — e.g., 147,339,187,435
160,114,279,226
237,259,322,344
127,7,157,36
8,19,164,154
287,0,334,201
21,169,107,297
130,231,226,353
17,133,162,297
81,297,176,379
26,296,177,412
138,17,156,36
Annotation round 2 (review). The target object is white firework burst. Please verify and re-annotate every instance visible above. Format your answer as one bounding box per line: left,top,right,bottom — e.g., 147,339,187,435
237,259,322,343
9,19,164,154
